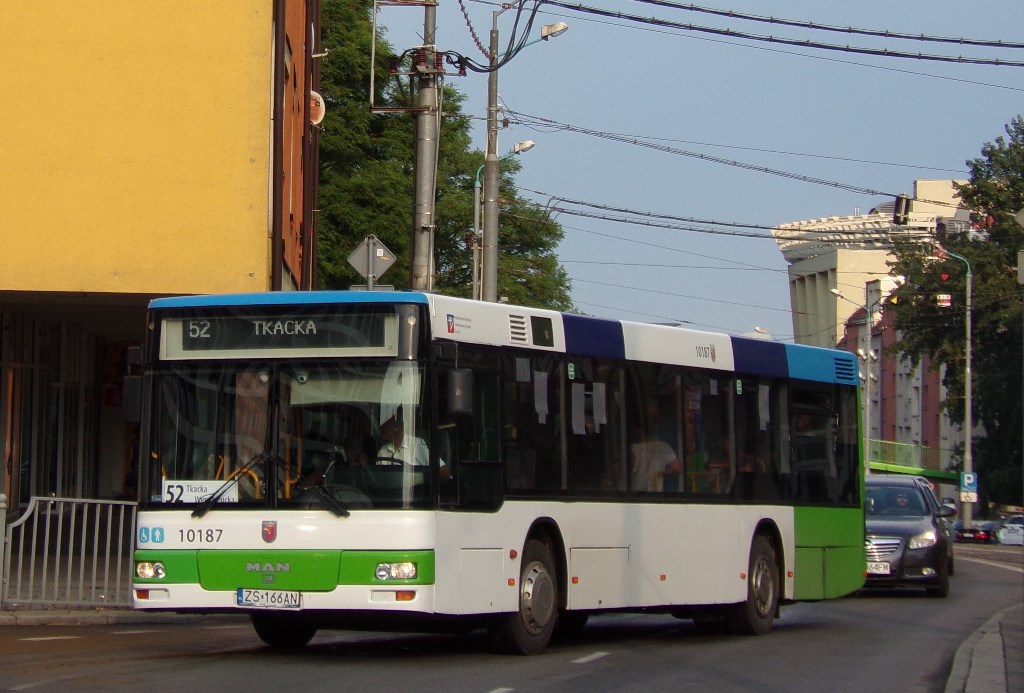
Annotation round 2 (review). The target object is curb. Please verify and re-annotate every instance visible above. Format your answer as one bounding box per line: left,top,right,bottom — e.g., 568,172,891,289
0,608,246,628
944,602,1020,693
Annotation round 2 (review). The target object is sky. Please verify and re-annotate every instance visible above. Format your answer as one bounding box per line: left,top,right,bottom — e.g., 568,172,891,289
379,0,1022,342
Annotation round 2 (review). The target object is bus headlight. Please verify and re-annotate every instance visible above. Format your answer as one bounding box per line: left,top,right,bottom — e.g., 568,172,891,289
908,531,938,550
375,562,417,580
136,561,166,579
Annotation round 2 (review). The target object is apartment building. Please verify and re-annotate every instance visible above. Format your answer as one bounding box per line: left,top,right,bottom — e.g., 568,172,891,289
773,180,967,476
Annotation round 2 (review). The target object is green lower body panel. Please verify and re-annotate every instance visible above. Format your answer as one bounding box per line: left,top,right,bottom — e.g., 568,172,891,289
793,506,866,600
133,549,435,591
794,546,865,600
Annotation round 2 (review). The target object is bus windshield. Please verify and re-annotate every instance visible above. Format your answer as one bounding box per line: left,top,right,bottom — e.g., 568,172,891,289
143,360,434,511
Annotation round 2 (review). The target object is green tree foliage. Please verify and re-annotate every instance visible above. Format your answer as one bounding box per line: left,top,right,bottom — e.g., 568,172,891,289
888,116,1024,507
315,0,571,310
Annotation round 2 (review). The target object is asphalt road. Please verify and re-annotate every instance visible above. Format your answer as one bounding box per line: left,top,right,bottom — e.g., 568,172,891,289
0,545,1020,692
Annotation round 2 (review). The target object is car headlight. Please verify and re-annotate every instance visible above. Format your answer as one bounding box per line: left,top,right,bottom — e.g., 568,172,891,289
908,531,938,550
135,561,166,579
375,561,417,580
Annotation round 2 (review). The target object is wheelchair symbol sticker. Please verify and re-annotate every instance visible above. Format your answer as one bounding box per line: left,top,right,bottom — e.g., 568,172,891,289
139,527,165,544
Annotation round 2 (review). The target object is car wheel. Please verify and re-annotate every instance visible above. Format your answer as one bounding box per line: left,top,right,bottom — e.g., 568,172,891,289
927,563,950,598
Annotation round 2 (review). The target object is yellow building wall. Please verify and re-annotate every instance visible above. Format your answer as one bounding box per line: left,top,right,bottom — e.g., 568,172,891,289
0,1,275,294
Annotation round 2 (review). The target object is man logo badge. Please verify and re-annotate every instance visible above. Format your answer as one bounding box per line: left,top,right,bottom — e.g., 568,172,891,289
261,520,278,543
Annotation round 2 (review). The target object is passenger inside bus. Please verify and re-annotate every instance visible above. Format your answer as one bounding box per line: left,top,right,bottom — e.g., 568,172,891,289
629,421,681,492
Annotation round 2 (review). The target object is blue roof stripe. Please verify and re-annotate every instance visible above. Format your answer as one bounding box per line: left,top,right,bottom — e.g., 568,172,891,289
785,344,859,385
730,337,789,378
150,291,430,309
563,314,625,360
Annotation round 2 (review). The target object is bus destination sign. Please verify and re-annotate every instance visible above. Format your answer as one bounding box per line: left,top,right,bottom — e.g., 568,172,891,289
160,312,398,359
181,317,341,351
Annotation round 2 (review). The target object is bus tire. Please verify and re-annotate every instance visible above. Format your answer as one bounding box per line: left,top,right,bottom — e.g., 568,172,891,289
250,613,317,649
727,534,778,636
488,539,558,655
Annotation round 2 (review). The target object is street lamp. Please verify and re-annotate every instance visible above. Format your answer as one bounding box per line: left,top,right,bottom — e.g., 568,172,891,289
832,288,880,473
473,140,534,300
481,16,568,302
932,246,973,528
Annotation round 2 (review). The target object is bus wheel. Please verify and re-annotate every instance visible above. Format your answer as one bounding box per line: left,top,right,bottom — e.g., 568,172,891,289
727,535,778,636
250,613,317,649
489,539,558,655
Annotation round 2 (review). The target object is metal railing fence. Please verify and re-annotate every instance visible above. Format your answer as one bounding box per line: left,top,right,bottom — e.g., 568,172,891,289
870,440,950,471
1,494,136,609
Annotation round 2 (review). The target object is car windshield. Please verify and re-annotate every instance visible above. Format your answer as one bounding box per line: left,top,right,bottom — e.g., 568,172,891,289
866,486,928,517
141,360,434,511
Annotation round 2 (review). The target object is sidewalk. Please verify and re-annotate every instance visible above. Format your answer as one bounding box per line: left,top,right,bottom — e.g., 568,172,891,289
2,602,1021,691
944,601,1023,693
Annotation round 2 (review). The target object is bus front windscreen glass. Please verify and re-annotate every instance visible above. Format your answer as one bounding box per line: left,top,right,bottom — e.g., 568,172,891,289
143,361,433,511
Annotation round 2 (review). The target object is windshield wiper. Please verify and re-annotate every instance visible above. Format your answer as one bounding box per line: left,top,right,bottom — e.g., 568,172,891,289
191,452,271,518
311,484,350,518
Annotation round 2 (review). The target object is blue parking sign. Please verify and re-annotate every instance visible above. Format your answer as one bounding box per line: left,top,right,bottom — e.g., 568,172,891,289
960,472,978,503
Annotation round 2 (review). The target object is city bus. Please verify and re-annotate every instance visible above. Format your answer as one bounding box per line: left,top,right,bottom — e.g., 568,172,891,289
131,291,865,654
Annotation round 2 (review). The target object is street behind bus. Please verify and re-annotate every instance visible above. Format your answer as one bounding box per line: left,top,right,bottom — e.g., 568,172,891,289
1,544,1020,693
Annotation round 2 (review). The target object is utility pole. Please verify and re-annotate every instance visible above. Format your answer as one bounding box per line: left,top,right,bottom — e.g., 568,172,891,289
480,15,501,303
409,4,438,291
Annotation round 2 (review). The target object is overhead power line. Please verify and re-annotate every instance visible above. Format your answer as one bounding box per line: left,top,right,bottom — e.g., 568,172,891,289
543,0,1024,67
508,109,963,209
630,0,1024,49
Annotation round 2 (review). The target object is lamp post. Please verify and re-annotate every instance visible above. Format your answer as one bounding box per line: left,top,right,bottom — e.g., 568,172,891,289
934,247,973,528
832,288,880,473
473,141,534,300
481,17,568,302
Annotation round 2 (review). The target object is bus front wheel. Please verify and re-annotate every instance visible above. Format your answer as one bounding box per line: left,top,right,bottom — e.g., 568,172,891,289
489,539,558,655
727,534,778,636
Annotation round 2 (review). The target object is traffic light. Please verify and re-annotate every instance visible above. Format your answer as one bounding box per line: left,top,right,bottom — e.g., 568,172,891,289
893,194,911,226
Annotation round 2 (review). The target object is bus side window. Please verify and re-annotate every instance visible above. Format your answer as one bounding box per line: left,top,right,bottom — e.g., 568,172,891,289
439,363,502,509
504,402,537,490
502,352,562,493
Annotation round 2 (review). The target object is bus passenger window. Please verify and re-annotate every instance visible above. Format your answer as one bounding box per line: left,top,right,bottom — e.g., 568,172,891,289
502,353,562,493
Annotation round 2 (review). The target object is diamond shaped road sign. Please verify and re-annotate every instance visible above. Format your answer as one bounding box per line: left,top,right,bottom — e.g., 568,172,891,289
347,235,396,280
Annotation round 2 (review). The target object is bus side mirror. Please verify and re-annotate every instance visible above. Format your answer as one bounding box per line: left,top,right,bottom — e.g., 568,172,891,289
447,369,473,416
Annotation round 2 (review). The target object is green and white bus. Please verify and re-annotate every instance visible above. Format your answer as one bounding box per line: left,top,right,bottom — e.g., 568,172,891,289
131,291,865,653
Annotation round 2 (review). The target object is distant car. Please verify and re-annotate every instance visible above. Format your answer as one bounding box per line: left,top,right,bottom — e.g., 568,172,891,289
864,474,956,598
979,520,1005,543
955,519,1002,544
998,515,1024,546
